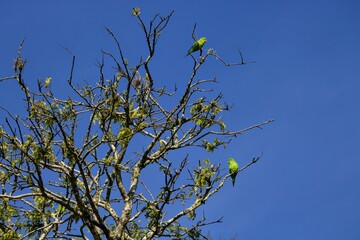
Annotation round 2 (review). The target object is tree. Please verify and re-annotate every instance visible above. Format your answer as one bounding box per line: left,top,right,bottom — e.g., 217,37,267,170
0,9,272,240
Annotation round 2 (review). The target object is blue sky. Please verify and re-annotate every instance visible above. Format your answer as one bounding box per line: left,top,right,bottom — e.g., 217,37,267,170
1,0,360,239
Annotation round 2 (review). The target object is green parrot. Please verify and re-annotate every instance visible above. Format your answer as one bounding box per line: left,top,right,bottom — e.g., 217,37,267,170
228,158,239,187
185,37,207,57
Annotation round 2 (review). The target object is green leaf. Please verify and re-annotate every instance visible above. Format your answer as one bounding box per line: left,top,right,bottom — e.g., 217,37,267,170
44,77,52,88
132,7,141,16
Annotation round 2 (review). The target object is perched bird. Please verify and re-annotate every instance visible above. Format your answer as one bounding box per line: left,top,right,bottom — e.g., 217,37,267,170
185,37,207,57
228,158,239,186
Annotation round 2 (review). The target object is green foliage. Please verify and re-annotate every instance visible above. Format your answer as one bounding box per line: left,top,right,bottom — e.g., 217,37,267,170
0,200,17,220
118,127,133,146
202,138,226,152
190,97,227,131
194,159,216,188
0,200,22,239
127,221,147,239
44,77,52,88
0,229,21,240
132,7,141,16
56,204,66,216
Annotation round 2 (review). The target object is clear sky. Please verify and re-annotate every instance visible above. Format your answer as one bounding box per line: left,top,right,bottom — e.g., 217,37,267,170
1,1,360,239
